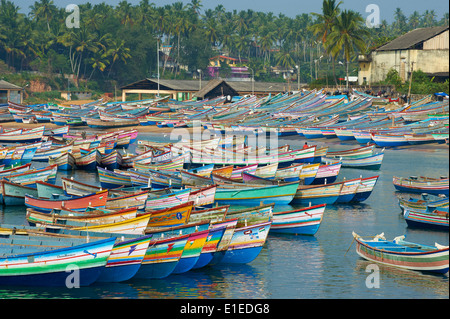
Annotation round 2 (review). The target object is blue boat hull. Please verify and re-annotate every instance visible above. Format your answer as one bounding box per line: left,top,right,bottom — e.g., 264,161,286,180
171,256,200,274
291,195,339,206
191,253,214,269
215,195,294,206
311,176,338,184
270,224,320,235
335,193,356,203
351,191,373,202
0,266,105,287
394,185,449,196
133,261,178,279
220,246,263,264
96,264,142,283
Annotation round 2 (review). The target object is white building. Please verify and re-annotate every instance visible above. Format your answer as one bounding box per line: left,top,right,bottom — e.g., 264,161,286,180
358,26,449,85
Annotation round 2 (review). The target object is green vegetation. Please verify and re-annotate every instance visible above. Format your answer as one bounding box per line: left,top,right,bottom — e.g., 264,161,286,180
0,0,448,97
379,68,449,95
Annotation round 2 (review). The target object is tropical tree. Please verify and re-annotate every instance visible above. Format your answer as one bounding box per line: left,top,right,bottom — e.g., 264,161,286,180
29,0,56,32
310,0,342,84
326,10,369,88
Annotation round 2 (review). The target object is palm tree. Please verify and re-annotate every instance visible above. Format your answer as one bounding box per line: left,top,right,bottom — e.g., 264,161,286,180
326,10,369,89
29,0,56,32
310,0,342,85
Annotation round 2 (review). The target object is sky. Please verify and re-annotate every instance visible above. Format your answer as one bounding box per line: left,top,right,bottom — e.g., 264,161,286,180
12,0,450,23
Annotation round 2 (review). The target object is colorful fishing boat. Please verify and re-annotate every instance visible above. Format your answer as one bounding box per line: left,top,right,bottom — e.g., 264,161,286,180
323,150,384,170
0,236,116,286
133,233,189,279
393,176,449,196
220,221,272,264
172,229,210,274
96,235,153,283
145,201,193,228
24,190,109,213
351,175,379,202
352,232,449,274
336,178,361,203
48,152,76,171
271,204,326,235
214,182,299,206
311,162,341,184
0,180,39,205
145,188,191,211
97,167,132,189
75,149,101,170
403,207,449,231
292,182,343,205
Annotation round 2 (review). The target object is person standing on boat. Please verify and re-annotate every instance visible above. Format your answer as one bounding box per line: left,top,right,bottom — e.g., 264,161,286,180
303,142,309,149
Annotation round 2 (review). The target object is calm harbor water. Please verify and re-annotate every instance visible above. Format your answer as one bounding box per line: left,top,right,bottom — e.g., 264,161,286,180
0,132,448,299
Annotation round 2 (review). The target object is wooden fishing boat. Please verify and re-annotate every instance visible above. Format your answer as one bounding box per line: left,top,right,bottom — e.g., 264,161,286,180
100,150,122,170
242,172,278,185
36,181,65,198
397,193,449,213
336,178,361,203
299,163,320,185
192,219,237,269
187,164,215,177
271,204,326,235
352,232,449,274
219,220,272,264
274,163,303,182
189,205,229,224
230,164,258,180
393,176,449,196
0,180,39,205
214,182,299,206
254,162,278,179
292,182,343,205
96,235,153,283
323,150,384,170
133,153,187,172
26,207,139,228
211,165,234,178
311,162,341,184
24,190,109,213
97,167,132,189
145,188,191,210
33,143,73,162
225,204,273,228
0,126,44,143
70,214,151,235
0,235,116,286
6,164,58,187
75,149,101,170
371,133,409,147
85,118,140,129
180,170,214,186
326,144,376,159
188,185,216,207
349,175,378,202
48,152,76,171
106,190,149,210
0,163,32,178
145,201,193,228
171,229,210,274
133,233,188,279
403,207,449,230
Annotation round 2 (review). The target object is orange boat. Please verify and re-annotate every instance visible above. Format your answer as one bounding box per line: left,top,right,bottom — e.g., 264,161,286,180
24,190,109,213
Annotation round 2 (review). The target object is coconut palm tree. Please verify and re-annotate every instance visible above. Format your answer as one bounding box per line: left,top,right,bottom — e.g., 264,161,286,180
310,0,342,85
326,10,369,89
29,0,56,32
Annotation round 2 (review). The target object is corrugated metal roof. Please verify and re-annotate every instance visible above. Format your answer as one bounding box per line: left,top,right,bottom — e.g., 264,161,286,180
376,26,449,51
